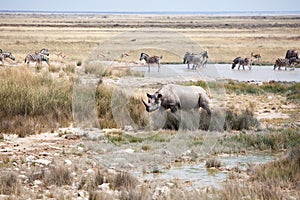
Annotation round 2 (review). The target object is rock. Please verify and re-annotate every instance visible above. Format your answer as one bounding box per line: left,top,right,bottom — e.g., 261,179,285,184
118,148,135,154
162,149,171,155
33,159,51,166
152,186,170,200
98,183,110,191
39,152,50,156
18,175,28,181
64,159,72,166
33,180,43,185
64,134,80,140
122,163,135,168
87,169,95,175
124,125,134,132
26,155,36,163
182,150,191,156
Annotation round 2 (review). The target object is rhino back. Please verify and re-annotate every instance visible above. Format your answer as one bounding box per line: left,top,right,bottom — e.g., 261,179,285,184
160,84,208,109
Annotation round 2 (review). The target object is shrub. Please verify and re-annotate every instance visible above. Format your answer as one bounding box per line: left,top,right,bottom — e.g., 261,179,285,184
205,158,221,168
0,171,20,195
77,60,82,66
45,165,72,186
112,172,138,191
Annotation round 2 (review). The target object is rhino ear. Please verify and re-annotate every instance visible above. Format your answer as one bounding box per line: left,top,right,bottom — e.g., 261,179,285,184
157,93,163,99
147,93,152,98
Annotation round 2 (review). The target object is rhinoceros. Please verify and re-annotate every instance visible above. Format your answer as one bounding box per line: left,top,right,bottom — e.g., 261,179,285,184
142,84,211,115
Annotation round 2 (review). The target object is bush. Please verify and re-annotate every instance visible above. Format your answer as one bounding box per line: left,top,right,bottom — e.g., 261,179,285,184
45,165,72,186
0,171,20,195
112,172,138,191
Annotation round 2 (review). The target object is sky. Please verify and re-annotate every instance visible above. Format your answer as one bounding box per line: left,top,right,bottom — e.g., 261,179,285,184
1,0,299,12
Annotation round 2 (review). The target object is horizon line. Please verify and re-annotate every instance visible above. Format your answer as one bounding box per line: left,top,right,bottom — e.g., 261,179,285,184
1,10,300,14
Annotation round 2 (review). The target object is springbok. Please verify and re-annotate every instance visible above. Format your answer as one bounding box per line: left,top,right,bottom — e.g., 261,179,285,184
251,52,262,65
139,53,162,72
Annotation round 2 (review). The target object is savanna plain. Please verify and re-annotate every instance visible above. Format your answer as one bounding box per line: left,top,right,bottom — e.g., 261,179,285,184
0,13,300,199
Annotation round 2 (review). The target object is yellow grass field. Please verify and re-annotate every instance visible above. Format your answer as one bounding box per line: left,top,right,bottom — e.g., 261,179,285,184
1,13,299,64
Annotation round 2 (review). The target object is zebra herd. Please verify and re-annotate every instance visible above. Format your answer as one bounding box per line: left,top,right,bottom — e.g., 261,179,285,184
0,48,50,67
1,48,299,72
24,48,50,67
232,49,299,71
139,50,209,72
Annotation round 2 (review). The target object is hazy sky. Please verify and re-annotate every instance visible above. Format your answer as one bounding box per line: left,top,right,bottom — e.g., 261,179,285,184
1,0,299,12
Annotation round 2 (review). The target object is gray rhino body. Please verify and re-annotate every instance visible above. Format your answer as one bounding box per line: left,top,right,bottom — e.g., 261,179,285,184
142,84,211,115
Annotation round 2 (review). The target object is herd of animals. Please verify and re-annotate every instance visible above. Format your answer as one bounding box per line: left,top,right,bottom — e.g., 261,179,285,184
0,48,65,67
138,49,299,72
0,48,299,72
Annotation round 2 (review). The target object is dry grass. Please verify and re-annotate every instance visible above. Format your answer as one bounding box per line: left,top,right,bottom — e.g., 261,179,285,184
0,171,20,195
0,67,72,135
0,14,299,65
45,165,72,186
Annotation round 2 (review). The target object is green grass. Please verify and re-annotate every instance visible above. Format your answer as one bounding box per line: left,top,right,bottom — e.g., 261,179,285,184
221,128,300,151
189,80,300,99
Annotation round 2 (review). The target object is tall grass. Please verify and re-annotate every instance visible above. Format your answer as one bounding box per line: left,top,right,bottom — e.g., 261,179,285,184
0,68,72,135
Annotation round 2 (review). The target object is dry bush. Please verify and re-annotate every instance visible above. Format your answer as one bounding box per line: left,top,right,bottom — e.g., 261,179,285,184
0,171,20,195
45,165,72,186
96,84,148,129
96,84,117,128
205,158,221,168
112,172,138,191
80,170,106,191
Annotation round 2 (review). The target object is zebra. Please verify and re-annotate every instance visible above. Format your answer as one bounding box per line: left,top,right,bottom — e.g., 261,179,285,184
0,52,15,66
24,49,50,67
285,49,298,59
183,51,208,69
273,57,300,70
231,57,253,70
139,53,162,72
39,48,50,56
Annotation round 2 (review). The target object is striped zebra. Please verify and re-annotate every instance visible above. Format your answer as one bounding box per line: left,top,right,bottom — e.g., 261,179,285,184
183,51,208,69
24,49,50,67
285,49,298,59
0,52,15,66
231,57,253,70
139,53,162,72
273,57,300,70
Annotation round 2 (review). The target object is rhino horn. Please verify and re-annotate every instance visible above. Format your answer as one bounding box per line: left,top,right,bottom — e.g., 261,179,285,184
142,98,150,112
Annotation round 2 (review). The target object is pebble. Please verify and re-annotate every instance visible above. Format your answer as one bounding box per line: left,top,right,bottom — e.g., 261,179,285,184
87,169,95,174
64,159,72,166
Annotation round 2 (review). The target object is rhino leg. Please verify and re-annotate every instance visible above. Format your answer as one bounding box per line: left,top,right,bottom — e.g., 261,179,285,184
198,93,211,115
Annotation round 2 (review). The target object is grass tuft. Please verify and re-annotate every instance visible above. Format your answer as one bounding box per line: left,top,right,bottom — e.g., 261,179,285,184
45,165,72,186
0,171,20,195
